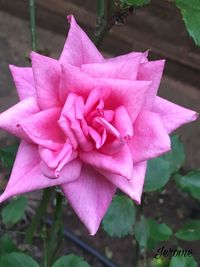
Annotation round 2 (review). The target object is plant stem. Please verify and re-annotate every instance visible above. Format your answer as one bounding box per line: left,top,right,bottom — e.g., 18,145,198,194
133,241,140,267
29,0,37,51
25,188,52,244
94,0,115,48
46,192,64,266
97,0,105,17
42,225,48,267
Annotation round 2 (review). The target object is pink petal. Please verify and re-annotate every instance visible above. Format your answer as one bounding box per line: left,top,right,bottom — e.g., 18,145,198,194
58,117,78,150
81,54,142,80
59,15,103,67
88,126,102,149
100,138,126,155
128,111,171,163
79,144,133,179
40,150,78,178
98,161,147,204
31,52,61,109
75,96,85,119
84,87,111,115
114,106,133,138
61,164,116,235
39,142,72,169
88,126,106,149
137,60,165,110
0,141,82,202
152,96,198,133
9,65,35,100
71,120,93,152
94,116,120,138
0,97,39,140
59,64,96,102
61,93,77,119
105,51,148,64
19,108,64,150
101,78,151,122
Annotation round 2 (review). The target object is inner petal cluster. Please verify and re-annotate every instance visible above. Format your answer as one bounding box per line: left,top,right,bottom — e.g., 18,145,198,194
58,88,133,157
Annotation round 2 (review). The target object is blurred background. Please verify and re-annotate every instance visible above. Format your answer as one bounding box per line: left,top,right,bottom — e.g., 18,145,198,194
0,1,199,266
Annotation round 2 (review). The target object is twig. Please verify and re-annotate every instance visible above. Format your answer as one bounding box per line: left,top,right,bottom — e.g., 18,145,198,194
29,0,37,51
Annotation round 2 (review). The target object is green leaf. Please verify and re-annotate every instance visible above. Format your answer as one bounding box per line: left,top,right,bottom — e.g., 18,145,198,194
0,145,18,169
175,0,200,46
102,195,136,238
147,219,173,241
146,219,173,251
134,216,149,250
144,135,185,192
0,252,39,267
144,157,172,192
120,0,151,7
169,254,197,267
162,135,185,173
52,254,91,267
175,171,200,201
0,234,18,255
1,197,27,226
175,220,200,241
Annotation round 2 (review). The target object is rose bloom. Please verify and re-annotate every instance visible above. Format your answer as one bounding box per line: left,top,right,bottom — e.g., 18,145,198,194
0,16,198,234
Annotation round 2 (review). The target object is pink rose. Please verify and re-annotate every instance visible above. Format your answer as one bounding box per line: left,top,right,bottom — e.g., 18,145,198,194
0,15,197,234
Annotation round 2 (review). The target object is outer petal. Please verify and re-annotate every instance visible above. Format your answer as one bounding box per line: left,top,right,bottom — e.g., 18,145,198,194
19,108,64,150
152,96,198,133
79,144,133,180
81,54,142,80
101,78,151,122
0,97,40,140
61,165,116,235
137,60,165,110
31,52,61,110
129,111,171,163
98,161,147,204
59,15,103,66
9,65,35,100
59,64,96,102
105,51,148,63
0,141,82,202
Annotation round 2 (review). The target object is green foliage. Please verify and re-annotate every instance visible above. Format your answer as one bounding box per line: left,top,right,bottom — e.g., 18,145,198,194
1,197,27,226
52,254,91,267
147,219,173,242
169,253,198,267
144,157,171,191
175,220,200,241
134,216,149,251
162,135,185,173
120,0,151,6
102,195,136,237
0,235,18,255
0,145,18,169
144,135,185,192
175,0,200,46
175,171,200,201
0,252,39,267
134,218,173,251
151,257,169,267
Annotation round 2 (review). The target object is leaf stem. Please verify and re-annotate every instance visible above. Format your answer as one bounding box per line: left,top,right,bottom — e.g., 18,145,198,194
25,188,52,244
94,0,115,48
29,0,37,51
133,241,140,267
46,192,64,266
